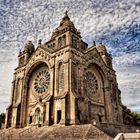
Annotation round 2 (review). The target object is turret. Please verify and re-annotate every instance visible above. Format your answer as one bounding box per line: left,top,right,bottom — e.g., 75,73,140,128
18,41,35,67
97,43,112,68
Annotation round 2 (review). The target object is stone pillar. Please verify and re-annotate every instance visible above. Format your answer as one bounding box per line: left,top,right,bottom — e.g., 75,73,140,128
20,81,28,128
54,99,57,124
10,80,15,105
12,108,17,128
44,102,50,126
54,63,58,97
104,87,113,123
64,61,69,91
49,66,54,96
60,98,66,125
67,31,72,46
69,96,79,125
5,109,9,128
69,59,79,125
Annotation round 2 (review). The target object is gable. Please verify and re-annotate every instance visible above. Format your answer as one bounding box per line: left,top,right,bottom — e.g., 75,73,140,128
25,46,54,71
84,47,106,69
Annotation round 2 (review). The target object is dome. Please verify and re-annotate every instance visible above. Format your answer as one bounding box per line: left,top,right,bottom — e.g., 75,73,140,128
97,43,107,52
24,41,35,52
58,11,75,28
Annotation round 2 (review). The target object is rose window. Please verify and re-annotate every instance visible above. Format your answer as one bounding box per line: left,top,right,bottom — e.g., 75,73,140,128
85,72,98,99
34,70,50,94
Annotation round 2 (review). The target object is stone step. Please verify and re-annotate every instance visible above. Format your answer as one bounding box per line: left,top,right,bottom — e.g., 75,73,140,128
1,124,114,140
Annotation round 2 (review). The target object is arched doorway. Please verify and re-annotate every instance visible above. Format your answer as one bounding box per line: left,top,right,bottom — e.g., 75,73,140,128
84,63,106,123
57,110,62,124
35,108,41,125
22,61,52,127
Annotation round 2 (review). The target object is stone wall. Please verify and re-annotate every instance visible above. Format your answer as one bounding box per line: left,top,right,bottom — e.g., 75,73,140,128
96,122,140,137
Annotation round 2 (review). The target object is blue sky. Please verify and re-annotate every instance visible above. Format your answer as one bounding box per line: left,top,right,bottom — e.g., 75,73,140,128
0,0,140,113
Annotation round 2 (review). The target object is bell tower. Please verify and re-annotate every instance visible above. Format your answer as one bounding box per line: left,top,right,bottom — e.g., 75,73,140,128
18,41,35,67
97,43,113,68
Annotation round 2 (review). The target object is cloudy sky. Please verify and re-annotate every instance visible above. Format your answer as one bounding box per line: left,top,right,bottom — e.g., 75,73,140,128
0,0,140,113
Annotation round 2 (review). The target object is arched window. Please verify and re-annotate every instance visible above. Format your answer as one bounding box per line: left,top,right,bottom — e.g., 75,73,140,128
58,37,62,48
19,56,25,66
35,108,41,124
15,79,20,103
58,62,64,92
62,35,66,46
71,62,78,92
72,36,78,48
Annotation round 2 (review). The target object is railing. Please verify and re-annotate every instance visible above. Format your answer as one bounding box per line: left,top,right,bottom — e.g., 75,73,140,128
0,128,14,138
0,134,13,140
19,125,38,137
113,133,124,140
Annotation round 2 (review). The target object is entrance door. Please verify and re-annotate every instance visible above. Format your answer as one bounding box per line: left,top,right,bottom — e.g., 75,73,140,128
35,108,41,124
29,116,32,124
57,110,61,124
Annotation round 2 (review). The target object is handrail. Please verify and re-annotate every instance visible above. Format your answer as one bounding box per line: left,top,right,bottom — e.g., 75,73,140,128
19,125,38,137
1,133,13,140
113,133,124,140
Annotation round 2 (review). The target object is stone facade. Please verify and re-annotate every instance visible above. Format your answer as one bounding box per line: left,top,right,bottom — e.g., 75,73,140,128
5,12,123,128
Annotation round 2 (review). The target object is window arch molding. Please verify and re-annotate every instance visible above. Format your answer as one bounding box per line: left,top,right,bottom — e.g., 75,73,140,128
15,78,21,104
62,34,66,46
58,37,62,48
57,61,64,93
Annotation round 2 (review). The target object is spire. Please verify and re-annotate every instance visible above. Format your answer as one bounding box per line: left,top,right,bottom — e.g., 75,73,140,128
24,41,35,53
59,10,72,27
38,39,42,45
93,41,96,46
51,11,81,39
62,10,70,20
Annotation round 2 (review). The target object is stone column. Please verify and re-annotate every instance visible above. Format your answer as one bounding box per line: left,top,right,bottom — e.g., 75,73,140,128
20,81,28,128
64,61,69,92
69,96,79,125
5,109,9,128
69,59,79,125
44,102,50,126
104,86,113,123
49,66,54,96
12,108,17,128
60,98,66,125
67,31,72,46
54,64,58,97
10,80,15,105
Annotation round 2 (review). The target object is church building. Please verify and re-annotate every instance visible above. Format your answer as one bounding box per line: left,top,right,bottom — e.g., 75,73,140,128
5,12,123,128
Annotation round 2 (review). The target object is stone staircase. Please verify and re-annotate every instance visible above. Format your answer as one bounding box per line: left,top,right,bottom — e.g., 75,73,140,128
0,127,14,139
0,125,37,140
0,124,114,140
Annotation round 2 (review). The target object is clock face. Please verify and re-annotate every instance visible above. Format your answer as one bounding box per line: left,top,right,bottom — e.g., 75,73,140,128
34,70,50,94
